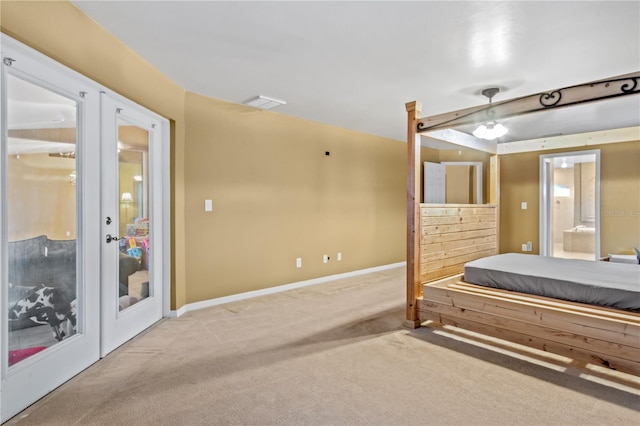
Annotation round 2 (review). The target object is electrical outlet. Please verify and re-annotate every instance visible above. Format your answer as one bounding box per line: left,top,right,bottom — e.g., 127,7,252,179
296,258,302,268
522,243,528,251
323,254,329,263
527,241,533,252
337,252,342,261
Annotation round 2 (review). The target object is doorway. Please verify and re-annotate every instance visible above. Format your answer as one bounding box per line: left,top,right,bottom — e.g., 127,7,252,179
1,35,170,422
423,161,483,204
540,150,600,260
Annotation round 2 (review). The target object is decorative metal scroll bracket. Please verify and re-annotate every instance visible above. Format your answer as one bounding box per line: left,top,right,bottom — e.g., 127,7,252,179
539,90,562,107
416,73,640,133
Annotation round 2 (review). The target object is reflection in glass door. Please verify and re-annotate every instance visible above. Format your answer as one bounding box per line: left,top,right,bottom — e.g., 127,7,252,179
116,123,150,311
6,74,79,365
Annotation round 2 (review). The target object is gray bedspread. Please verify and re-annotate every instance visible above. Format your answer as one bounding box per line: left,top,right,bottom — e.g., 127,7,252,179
464,253,640,312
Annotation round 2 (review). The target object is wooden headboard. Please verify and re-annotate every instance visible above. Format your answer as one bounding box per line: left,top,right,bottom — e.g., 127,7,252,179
420,204,498,283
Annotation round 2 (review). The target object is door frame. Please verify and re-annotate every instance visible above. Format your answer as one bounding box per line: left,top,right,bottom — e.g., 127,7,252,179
539,149,601,259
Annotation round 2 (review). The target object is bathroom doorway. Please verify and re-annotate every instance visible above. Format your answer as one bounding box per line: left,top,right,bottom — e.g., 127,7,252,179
540,150,600,260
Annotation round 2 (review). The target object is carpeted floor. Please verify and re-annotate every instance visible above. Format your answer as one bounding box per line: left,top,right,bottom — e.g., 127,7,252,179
7,266,640,425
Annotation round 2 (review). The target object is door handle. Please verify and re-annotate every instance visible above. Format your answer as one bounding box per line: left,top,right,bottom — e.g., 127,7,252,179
106,234,126,244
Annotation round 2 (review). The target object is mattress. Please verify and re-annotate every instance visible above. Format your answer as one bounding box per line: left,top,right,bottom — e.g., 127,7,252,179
463,253,640,312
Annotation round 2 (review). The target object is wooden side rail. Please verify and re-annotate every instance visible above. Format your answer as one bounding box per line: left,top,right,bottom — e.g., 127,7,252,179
419,274,640,375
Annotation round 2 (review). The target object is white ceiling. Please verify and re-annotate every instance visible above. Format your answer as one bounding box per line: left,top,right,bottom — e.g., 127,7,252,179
71,1,640,145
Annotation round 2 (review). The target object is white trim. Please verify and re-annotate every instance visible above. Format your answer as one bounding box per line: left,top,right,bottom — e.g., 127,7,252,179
169,261,406,317
161,119,171,318
166,305,187,318
539,156,552,257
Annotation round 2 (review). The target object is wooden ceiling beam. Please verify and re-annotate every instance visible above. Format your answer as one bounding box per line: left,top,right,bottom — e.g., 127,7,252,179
416,72,640,133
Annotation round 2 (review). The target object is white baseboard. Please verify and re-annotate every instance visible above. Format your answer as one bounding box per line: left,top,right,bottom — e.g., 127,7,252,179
168,261,405,317
166,305,187,318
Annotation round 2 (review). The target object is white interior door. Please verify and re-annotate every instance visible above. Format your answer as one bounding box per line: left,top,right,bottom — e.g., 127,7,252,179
1,38,101,422
100,93,167,357
423,161,446,203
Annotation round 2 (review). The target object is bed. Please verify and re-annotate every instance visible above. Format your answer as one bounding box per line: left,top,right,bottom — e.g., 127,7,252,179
404,73,640,375
464,253,639,312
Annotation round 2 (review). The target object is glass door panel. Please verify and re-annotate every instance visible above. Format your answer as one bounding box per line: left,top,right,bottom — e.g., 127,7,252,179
117,123,150,311
6,74,79,366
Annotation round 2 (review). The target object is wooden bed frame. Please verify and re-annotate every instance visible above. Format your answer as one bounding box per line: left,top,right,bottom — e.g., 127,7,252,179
419,273,640,375
404,73,640,375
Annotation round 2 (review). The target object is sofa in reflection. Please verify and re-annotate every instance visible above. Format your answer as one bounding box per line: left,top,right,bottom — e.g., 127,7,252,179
8,235,139,330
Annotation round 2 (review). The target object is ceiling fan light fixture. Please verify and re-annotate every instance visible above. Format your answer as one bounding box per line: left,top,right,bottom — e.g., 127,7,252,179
472,121,508,140
473,87,509,141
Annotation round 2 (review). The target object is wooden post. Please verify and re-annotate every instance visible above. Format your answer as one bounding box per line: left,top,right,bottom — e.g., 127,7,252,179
489,155,500,253
405,101,422,329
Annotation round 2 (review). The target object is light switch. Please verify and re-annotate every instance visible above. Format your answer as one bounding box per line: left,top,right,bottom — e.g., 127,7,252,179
521,202,527,210
204,199,212,212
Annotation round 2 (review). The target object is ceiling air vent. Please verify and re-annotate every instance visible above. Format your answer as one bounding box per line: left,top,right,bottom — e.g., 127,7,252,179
244,95,286,110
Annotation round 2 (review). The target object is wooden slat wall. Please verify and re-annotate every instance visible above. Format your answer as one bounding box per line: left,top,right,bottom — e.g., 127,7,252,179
420,204,498,282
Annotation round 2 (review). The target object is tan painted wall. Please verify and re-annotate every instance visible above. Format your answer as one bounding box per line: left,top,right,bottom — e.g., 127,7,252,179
1,1,187,309
446,165,472,204
2,2,410,308
184,93,406,303
500,140,640,256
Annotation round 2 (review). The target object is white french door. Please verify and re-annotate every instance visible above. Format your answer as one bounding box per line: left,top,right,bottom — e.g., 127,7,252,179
1,37,101,422
100,93,167,357
1,35,170,421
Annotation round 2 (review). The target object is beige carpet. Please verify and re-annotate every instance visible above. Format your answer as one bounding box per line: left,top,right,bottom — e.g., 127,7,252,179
7,267,640,425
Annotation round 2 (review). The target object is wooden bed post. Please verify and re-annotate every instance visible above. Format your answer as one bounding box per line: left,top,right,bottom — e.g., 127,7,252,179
489,155,500,253
405,101,422,328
